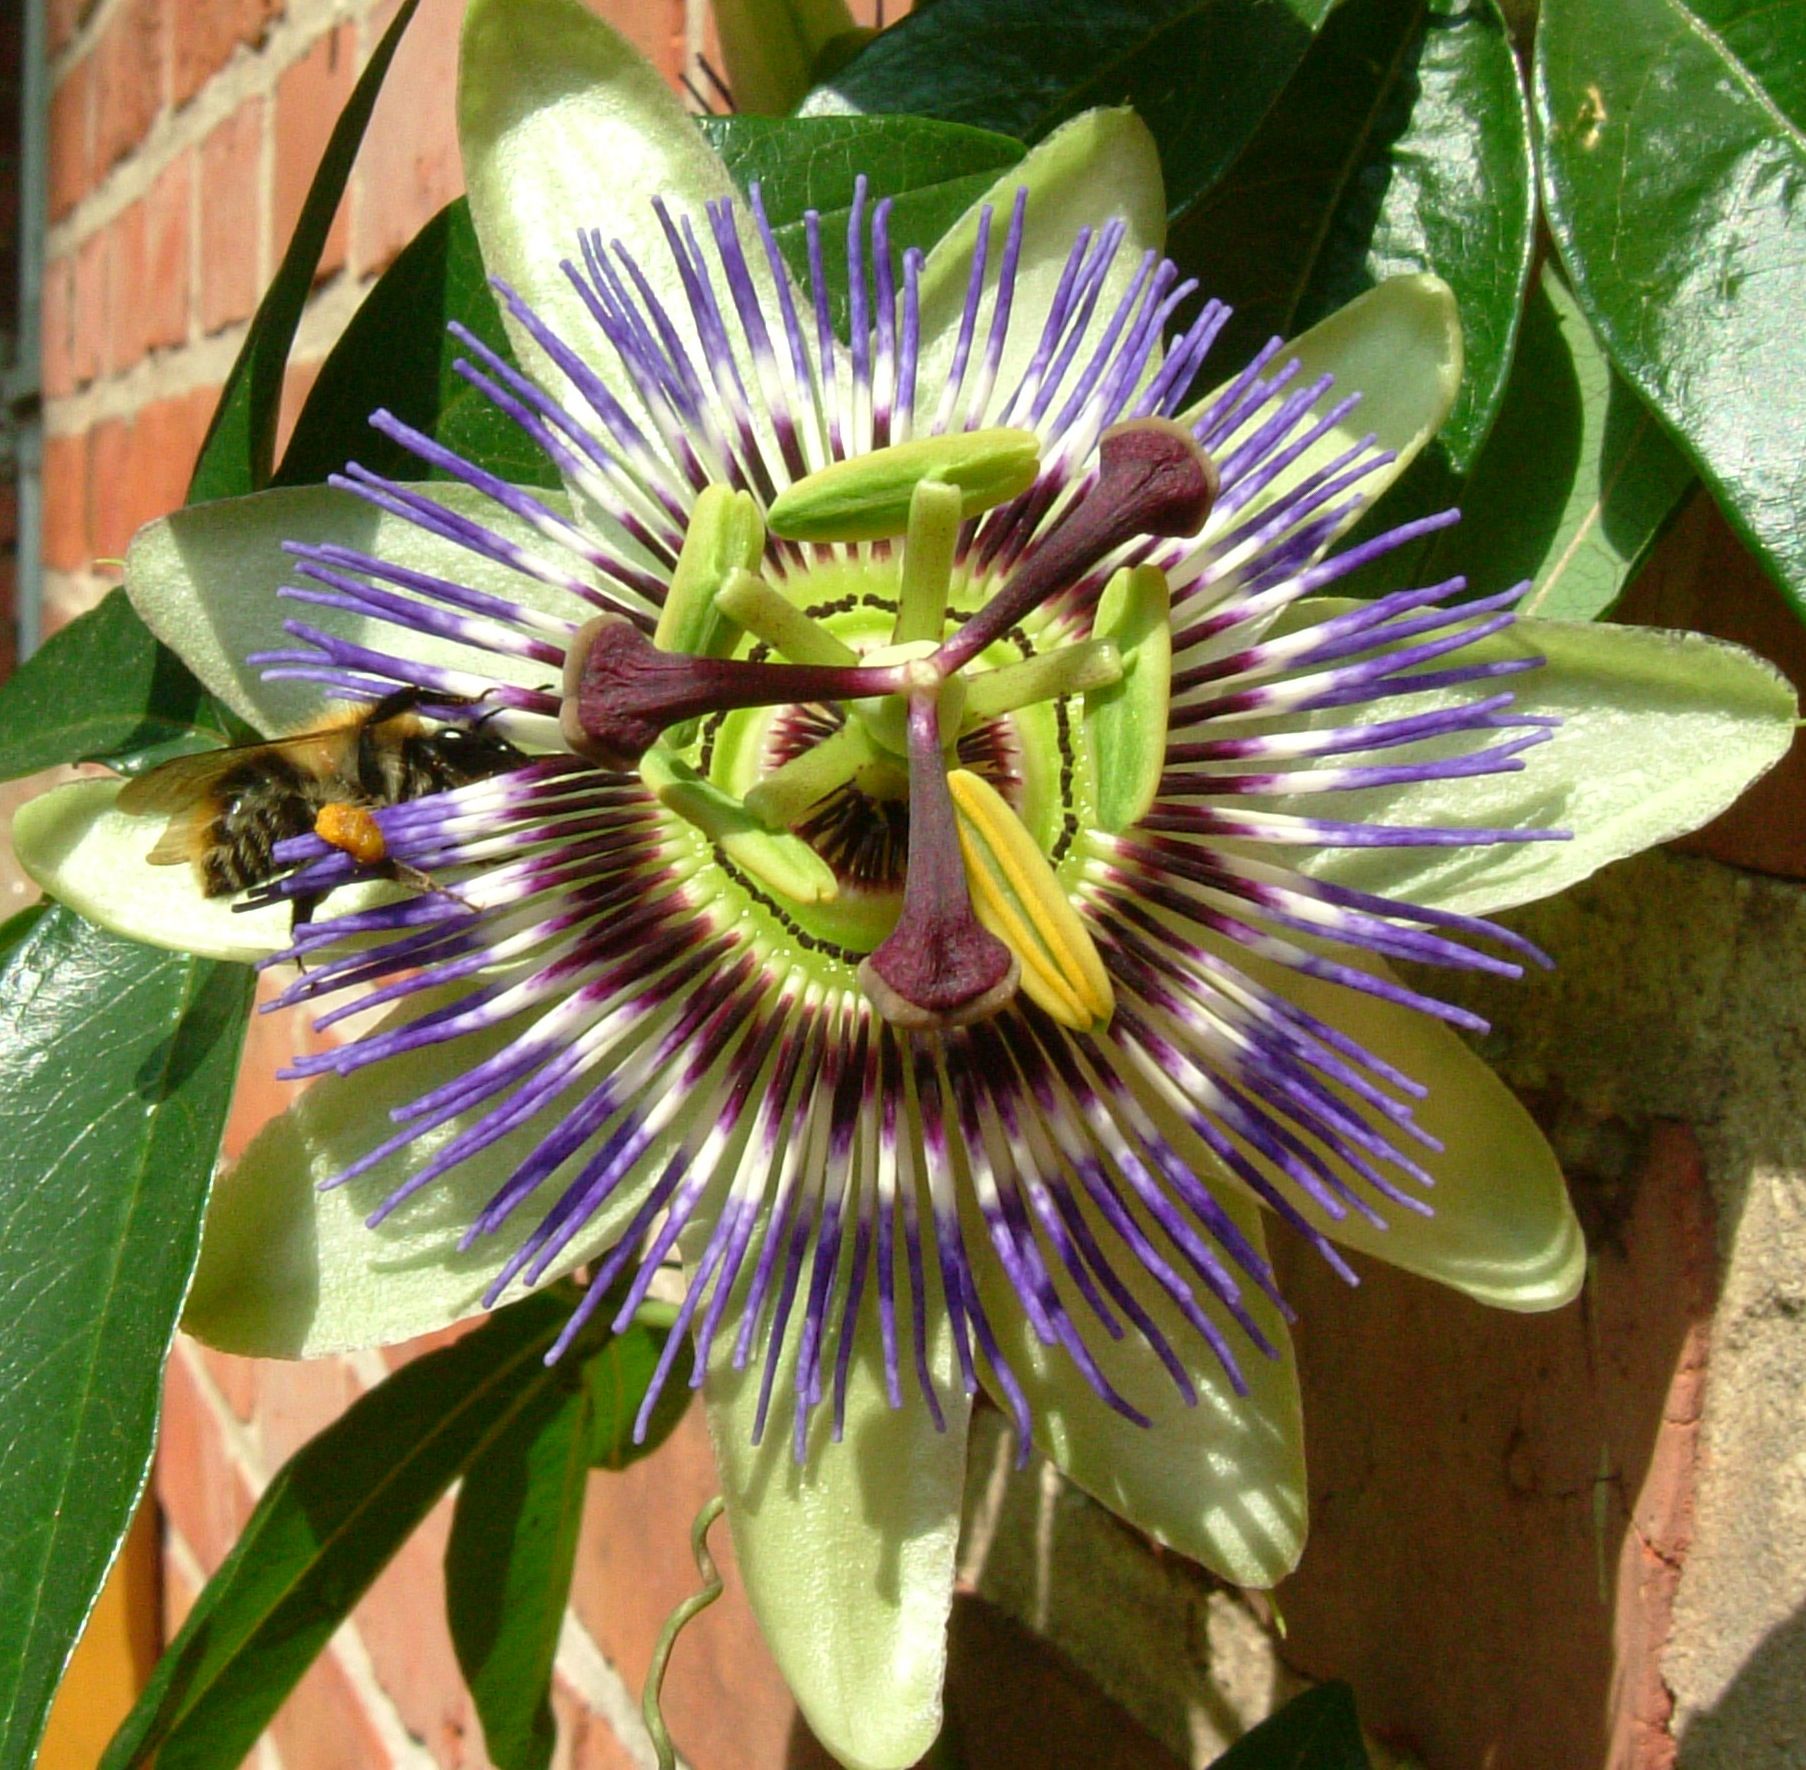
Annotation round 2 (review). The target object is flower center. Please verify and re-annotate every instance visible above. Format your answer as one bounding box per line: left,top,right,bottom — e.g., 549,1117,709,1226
560,420,1215,1030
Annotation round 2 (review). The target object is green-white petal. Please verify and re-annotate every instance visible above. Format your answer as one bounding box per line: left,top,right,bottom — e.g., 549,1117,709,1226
460,0,777,432
1187,274,1463,543
915,109,1166,423
976,1175,1306,1588
701,1277,970,1770
1294,610,1798,917
1252,956,1583,1311
12,778,391,963
124,483,585,736
184,999,654,1358
715,0,861,115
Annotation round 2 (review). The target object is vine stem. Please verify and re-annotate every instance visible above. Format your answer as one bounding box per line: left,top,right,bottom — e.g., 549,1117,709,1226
642,1492,727,1769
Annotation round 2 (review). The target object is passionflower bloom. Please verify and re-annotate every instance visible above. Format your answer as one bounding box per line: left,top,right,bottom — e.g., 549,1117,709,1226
14,1,1795,1764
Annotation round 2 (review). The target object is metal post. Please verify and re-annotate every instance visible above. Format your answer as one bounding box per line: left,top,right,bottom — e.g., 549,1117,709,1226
7,0,49,663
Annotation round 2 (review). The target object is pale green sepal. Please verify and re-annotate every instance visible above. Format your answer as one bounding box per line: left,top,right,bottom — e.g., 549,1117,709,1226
1250,955,1584,1311
184,998,653,1358
642,748,839,905
125,484,590,737
1084,564,1171,832
1186,274,1462,544
975,1180,1307,1588
460,0,789,448
1292,606,1799,917
13,778,391,963
767,429,1040,543
915,110,1166,420
700,1265,970,1770
714,0,860,115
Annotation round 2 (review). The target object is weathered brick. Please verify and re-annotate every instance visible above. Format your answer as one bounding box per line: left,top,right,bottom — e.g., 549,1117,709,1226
274,24,353,280
114,390,212,544
198,96,265,334
551,1675,643,1770
570,1406,800,1770
47,0,91,58
353,0,462,276
254,1353,366,1472
159,1348,259,1576
47,55,91,222
355,1502,481,1765
160,1534,200,1641
72,227,107,386
587,0,684,73
93,0,167,175
105,196,145,373
200,1346,263,1425
173,0,282,108
268,1639,404,1770
41,431,88,571
85,417,131,561
39,253,75,400
142,150,193,355
275,354,322,461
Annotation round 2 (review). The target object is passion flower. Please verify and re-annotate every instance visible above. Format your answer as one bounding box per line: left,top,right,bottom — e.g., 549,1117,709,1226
13,2,1794,1765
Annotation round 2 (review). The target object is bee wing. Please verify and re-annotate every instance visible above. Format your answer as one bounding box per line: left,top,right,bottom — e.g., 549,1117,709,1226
115,748,246,815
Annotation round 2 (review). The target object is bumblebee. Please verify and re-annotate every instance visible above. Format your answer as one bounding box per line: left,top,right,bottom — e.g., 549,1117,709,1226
119,689,524,899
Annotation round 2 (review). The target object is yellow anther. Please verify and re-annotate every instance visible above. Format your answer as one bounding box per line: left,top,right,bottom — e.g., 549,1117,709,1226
948,769,1114,1031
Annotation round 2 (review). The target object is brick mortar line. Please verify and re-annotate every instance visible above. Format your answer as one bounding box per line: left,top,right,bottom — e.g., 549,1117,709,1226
554,1610,683,1770
49,0,376,257
43,260,382,437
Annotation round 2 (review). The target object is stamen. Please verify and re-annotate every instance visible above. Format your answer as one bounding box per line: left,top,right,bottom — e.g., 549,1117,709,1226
859,691,1019,1029
560,614,901,769
892,477,962,645
937,418,1217,672
713,571,857,666
745,721,879,830
962,638,1122,723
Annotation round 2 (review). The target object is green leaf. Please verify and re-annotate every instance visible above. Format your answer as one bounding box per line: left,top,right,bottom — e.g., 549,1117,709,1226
0,590,230,783
1536,0,1806,612
0,908,251,1770
1337,266,1696,618
275,200,560,492
1169,0,1534,470
1213,1683,1371,1769
800,0,1335,223
101,1291,582,1770
446,1375,591,1770
584,1318,693,1469
699,114,1024,328
187,0,420,503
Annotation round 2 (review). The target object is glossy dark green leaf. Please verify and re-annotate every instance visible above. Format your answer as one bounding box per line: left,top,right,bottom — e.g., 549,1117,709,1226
701,114,1024,328
1536,0,1806,611
583,1318,693,1470
1170,0,1533,469
101,1291,580,1770
0,908,251,1770
1212,1682,1371,1769
187,0,419,503
0,590,231,782
1337,266,1695,616
800,0,1334,223
275,200,559,492
446,1378,591,1770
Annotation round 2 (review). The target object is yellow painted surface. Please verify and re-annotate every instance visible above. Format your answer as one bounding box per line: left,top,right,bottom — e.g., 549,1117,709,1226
36,1502,159,1769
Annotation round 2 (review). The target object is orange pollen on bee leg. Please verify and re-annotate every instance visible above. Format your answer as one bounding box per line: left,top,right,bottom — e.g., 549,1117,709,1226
314,803,388,866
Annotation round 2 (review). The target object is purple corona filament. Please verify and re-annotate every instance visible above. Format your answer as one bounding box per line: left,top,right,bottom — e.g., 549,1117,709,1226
246,176,1565,1459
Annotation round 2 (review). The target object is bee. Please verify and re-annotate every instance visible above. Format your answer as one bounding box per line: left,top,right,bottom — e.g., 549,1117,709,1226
118,689,525,904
